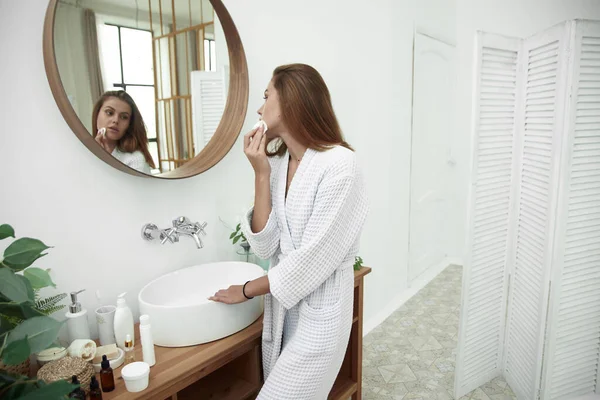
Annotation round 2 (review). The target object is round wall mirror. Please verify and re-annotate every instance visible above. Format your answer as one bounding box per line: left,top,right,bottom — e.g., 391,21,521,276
43,0,248,179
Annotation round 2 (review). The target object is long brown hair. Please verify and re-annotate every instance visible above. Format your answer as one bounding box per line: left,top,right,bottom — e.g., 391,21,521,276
266,64,352,157
92,90,156,169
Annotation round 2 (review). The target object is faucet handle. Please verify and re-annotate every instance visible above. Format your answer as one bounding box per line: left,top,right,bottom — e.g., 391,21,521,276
193,222,208,236
160,228,178,244
142,223,159,241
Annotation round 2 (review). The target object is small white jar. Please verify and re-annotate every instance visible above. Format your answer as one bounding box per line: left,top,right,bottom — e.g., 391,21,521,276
121,361,150,392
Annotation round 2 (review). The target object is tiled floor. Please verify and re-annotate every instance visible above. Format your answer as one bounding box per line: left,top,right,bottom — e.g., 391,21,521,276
362,265,517,400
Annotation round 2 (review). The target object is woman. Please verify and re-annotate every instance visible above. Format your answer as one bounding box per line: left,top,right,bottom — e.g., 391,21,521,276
209,64,368,399
92,90,155,174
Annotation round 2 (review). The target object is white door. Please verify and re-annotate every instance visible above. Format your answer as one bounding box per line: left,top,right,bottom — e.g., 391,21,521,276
408,32,456,284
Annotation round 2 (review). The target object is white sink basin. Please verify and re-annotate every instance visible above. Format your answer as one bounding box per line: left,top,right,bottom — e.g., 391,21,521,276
138,261,264,347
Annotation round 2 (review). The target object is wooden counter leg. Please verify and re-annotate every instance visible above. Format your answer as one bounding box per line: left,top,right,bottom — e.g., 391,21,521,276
352,278,364,400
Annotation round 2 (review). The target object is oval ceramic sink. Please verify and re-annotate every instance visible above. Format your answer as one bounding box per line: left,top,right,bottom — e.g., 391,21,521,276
138,261,264,347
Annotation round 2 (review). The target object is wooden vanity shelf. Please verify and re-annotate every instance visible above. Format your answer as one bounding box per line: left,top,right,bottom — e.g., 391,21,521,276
101,267,370,400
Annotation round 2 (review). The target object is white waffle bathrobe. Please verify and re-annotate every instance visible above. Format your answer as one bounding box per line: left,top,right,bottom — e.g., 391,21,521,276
242,146,368,400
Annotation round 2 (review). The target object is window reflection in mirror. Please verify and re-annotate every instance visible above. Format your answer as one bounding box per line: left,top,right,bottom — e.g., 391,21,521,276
54,0,229,175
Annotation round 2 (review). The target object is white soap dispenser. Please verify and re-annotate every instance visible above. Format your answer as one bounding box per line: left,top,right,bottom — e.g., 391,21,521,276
65,289,91,341
113,292,134,351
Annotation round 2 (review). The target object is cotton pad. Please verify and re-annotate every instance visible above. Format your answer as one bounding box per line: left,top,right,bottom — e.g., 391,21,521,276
253,120,268,133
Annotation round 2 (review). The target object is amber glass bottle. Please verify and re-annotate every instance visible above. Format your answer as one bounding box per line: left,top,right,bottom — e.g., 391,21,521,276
100,354,115,392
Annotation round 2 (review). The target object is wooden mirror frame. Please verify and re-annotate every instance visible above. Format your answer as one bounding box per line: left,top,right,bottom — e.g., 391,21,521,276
43,0,248,179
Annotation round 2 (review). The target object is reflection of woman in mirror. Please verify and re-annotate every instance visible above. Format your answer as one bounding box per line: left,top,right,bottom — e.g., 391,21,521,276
209,64,368,399
92,90,155,174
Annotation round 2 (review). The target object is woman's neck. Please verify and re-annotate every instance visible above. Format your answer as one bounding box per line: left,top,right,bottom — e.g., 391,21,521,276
280,132,307,162
105,139,117,154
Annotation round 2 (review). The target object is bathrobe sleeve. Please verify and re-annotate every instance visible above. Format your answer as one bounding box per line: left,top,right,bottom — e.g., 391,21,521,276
268,167,368,310
241,207,281,260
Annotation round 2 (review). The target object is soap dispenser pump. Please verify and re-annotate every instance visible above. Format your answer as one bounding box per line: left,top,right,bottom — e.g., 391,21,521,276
65,289,91,341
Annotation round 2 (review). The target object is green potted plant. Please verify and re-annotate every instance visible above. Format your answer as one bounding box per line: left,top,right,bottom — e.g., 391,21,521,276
0,224,75,399
229,223,250,252
353,256,364,271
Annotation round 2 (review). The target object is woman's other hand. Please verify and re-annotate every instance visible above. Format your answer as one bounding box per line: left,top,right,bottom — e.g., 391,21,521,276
208,285,248,304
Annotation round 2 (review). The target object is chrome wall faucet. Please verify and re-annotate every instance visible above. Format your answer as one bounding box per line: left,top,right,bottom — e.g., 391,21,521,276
142,217,207,249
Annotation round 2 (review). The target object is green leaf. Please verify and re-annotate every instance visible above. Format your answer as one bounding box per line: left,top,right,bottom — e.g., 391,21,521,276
0,332,7,355
233,235,241,244
229,232,237,239
0,225,15,240
18,380,77,400
35,293,67,316
2,239,51,272
16,276,34,302
0,269,30,303
6,316,63,355
0,373,77,400
0,370,31,398
1,254,46,272
23,269,56,290
0,376,35,399
0,315,14,336
0,302,45,320
1,335,30,365
0,368,25,386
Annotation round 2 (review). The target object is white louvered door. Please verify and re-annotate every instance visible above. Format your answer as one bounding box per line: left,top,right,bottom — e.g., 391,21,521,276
503,22,571,400
190,70,227,154
454,32,522,399
541,20,600,400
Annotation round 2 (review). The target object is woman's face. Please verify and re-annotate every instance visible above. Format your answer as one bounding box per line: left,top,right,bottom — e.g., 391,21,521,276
257,80,284,138
96,97,132,141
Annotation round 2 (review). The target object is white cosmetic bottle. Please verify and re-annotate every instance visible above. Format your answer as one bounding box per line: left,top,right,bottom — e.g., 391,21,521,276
65,289,91,342
139,315,156,366
113,292,134,351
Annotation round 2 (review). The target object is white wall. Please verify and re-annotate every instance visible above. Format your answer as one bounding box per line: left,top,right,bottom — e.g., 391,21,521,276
0,0,458,340
453,0,600,261
373,0,458,330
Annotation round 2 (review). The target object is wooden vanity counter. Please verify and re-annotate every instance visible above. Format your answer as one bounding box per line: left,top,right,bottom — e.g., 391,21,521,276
102,315,263,400
102,267,371,400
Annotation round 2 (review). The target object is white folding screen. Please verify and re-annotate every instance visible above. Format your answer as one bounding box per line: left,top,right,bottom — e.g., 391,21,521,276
542,20,600,400
456,19,600,400
504,22,570,400
454,32,520,396
190,69,227,155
